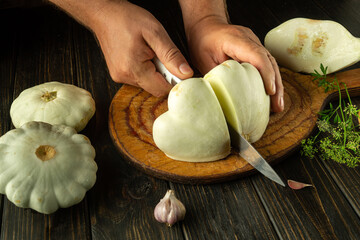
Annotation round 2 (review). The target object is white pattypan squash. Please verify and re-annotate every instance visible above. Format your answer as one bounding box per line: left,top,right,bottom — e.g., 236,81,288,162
264,18,360,74
10,82,96,132
0,121,97,214
204,60,270,143
153,78,231,162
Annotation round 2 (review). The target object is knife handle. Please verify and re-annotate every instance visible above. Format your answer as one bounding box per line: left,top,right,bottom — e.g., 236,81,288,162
153,57,182,86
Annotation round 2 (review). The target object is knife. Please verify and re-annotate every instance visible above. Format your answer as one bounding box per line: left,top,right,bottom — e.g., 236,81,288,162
152,57,286,187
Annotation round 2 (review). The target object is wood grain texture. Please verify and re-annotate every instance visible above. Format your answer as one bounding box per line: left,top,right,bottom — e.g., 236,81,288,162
0,7,91,240
0,6,17,237
1,0,360,239
1,203,91,240
323,159,360,219
315,96,360,220
258,2,360,238
88,130,184,240
252,153,360,239
0,5,16,138
261,0,330,23
109,68,360,184
312,0,360,32
66,5,187,239
171,181,279,239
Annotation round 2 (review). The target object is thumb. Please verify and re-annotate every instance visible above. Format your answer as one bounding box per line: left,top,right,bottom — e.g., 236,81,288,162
143,24,193,79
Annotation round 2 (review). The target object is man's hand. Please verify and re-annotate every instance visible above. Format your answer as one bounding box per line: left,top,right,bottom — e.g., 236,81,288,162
179,0,284,112
187,18,284,112
49,0,193,97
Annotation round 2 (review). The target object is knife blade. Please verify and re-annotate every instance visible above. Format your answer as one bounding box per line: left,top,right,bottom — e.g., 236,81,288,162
227,124,285,187
153,57,285,187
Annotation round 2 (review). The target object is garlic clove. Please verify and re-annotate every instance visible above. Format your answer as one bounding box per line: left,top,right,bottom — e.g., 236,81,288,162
288,179,313,190
154,190,186,227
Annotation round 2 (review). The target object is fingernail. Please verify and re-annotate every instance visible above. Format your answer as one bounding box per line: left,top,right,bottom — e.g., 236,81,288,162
179,63,192,75
279,96,284,109
272,81,276,94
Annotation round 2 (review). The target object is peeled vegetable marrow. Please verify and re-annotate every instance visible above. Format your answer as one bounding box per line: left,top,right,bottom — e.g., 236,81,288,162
265,18,360,74
153,60,270,162
153,78,231,162
204,61,270,143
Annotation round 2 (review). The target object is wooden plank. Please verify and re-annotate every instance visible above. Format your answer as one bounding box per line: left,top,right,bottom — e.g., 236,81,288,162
228,0,330,41
171,181,279,239
312,0,360,33
0,7,91,240
87,122,184,238
0,7,18,238
322,159,360,218
0,8,16,141
226,0,281,41
252,153,360,239
67,4,186,239
88,142,184,239
314,96,360,219
2,203,91,239
309,0,360,219
262,0,360,222
261,0,330,22
253,2,360,238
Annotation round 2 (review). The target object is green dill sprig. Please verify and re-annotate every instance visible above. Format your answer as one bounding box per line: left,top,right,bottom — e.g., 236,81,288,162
310,64,336,92
301,64,360,168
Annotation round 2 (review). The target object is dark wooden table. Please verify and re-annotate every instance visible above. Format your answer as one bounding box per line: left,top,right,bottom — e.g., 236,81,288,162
1,0,360,239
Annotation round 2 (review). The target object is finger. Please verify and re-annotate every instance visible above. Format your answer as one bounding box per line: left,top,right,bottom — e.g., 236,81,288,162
270,91,284,113
135,60,172,97
142,22,193,79
269,54,284,112
223,38,276,95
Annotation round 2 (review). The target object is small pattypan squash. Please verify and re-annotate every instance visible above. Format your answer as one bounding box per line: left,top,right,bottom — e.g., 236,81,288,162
10,81,96,132
0,121,97,214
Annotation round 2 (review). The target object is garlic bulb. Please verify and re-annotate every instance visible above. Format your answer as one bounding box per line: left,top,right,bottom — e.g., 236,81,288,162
154,190,186,227
265,18,360,74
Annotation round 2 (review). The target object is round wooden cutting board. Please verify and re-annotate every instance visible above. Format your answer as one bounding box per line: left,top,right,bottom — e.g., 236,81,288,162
109,68,360,184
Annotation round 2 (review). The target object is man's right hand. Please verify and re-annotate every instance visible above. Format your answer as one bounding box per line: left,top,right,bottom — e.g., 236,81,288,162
50,0,193,97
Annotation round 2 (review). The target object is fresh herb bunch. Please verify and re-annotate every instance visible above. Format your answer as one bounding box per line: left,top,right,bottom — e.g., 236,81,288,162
301,64,360,168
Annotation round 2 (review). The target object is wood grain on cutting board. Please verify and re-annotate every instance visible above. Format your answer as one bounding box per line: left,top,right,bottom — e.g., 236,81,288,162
109,68,360,184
